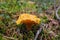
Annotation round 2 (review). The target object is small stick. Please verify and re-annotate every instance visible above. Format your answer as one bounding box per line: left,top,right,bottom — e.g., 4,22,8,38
3,36,18,40
56,6,60,20
34,27,42,40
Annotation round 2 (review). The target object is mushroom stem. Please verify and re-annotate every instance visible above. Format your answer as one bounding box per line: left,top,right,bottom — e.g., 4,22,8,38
26,24,32,31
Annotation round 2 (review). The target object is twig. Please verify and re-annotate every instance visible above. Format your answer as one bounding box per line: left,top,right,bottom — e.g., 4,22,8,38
3,36,18,40
34,28,42,40
56,6,60,20
34,23,44,40
54,0,60,20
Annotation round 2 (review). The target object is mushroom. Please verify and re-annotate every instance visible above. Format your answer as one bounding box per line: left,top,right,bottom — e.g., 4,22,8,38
16,13,40,30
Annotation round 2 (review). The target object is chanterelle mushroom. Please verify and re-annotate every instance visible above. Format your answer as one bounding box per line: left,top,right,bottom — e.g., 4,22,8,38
16,13,40,30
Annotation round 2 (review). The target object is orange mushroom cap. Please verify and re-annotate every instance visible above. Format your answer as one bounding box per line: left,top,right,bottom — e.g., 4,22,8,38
16,13,40,30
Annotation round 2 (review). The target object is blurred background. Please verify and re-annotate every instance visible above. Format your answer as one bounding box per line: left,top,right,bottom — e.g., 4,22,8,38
0,0,60,40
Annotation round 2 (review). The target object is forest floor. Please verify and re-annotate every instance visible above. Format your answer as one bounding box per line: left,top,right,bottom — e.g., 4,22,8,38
0,0,60,40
